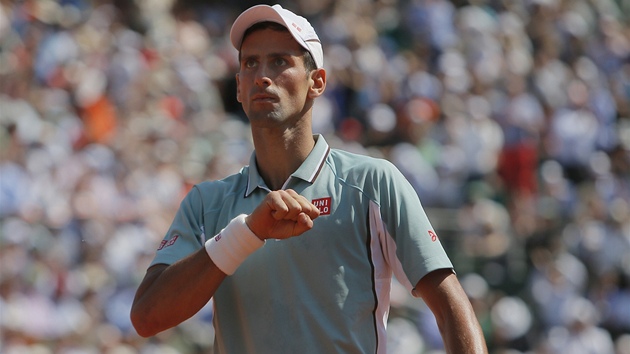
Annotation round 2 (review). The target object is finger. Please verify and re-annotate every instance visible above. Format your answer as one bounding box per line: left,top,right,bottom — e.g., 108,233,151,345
282,190,321,221
284,190,320,220
285,189,320,220
267,191,290,220
304,198,321,219
295,195,320,220
298,212,314,229
278,190,304,220
292,212,314,235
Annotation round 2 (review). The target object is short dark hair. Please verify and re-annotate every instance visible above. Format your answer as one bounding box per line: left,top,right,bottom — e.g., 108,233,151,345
239,21,318,73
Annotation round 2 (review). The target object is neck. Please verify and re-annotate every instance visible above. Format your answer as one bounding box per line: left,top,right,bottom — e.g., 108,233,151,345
252,124,315,191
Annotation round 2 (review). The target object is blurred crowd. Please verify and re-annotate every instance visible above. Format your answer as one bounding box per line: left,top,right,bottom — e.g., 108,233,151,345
0,0,629,353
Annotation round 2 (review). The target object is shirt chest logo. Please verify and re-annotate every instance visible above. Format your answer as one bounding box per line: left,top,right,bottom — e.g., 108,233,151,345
312,197,332,215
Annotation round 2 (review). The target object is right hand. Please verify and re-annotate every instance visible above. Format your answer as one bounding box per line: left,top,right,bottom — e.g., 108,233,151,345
245,189,320,240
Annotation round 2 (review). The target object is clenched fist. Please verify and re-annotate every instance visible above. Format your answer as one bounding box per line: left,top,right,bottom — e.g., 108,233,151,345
245,189,320,240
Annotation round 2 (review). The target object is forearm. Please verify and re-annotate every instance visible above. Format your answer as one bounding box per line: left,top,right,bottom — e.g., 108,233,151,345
439,303,488,354
131,249,226,337
131,192,318,337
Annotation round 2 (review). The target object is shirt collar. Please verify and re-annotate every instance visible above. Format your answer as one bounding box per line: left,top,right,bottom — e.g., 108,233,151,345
245,134,330,197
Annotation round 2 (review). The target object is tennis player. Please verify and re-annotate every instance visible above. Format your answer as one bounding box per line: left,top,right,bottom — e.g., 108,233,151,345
131,4,488,353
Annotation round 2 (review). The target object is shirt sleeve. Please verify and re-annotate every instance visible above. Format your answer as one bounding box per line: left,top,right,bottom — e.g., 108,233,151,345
378,161,454,289
150,186,205,267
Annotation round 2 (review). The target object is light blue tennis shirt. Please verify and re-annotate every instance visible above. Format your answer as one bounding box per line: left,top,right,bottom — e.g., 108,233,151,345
151,135,454,354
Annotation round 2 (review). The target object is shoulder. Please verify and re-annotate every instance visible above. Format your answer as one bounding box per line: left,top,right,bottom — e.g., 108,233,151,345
328,148,402,180
187,167,248,205
326,149,408,201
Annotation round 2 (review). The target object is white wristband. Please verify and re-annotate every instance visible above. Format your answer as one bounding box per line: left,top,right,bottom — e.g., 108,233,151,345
205,214,264,275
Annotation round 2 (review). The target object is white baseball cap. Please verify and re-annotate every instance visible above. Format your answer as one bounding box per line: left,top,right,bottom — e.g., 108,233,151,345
230,4,324,69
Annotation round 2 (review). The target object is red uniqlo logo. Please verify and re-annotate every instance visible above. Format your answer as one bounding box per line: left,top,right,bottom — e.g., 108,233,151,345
312,197,332,215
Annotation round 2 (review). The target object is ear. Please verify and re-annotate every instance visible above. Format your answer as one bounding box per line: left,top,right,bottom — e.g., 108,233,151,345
235,73,242,103
308,68,326,99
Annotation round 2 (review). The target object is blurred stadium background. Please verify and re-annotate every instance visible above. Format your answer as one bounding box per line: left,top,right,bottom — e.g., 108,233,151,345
0,0,629,353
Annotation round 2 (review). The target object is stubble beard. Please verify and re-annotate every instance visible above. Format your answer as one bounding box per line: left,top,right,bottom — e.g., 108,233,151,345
248,106,287,127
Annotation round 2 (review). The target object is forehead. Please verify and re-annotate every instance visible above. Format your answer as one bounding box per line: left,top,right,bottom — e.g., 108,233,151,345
240,28,304,55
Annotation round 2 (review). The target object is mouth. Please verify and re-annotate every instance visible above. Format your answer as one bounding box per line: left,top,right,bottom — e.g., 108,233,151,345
251,93,278,103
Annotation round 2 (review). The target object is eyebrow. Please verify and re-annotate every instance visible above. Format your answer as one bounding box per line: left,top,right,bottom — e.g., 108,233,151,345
240,51,301,62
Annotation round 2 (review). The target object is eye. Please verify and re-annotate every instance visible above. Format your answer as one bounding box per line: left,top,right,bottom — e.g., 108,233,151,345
274,57,287,66
244,58,257,68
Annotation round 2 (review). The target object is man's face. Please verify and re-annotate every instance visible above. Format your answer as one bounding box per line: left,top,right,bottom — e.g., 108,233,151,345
236,28,314,127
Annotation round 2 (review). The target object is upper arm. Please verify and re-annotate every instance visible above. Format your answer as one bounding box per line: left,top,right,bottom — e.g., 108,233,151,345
413,268,469,323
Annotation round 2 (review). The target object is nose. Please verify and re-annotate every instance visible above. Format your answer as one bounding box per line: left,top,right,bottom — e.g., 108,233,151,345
254,65,272,87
